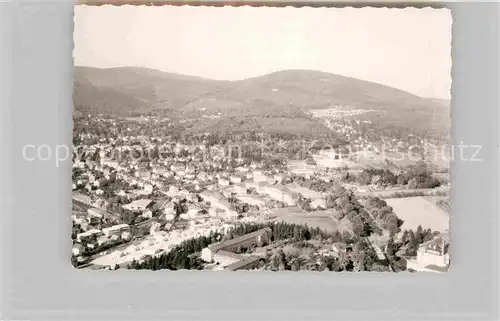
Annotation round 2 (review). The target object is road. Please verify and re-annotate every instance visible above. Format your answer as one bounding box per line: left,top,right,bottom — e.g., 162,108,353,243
363,236,394,272
361,206,395,272
73,197,163,268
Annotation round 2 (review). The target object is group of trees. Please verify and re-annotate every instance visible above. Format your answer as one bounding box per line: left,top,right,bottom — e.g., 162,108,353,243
225,223,381,272
382,225,439,264
227,196,253,214
225,221,344,245
362,196,404,236
348,162,442,190
125,219,398,272
71,222,84,240
173,198,189,218
399,226,439,257
128,231,223,270
265,238,382,272
296,195,313,212
354,168,398,186
293,175,337,193
325,188,378,238
128,221,344,271
268,248,314,271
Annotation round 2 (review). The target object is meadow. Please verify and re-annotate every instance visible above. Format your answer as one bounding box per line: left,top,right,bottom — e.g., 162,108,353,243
385,196,449,232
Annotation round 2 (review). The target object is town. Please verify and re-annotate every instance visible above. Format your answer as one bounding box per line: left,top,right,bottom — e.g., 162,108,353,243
71,113,450,273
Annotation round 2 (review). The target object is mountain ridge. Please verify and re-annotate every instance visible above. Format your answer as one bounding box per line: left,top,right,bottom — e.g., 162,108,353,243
74,66,450,138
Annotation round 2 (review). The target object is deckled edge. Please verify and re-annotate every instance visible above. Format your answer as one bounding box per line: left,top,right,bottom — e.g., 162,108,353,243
75,1,450,9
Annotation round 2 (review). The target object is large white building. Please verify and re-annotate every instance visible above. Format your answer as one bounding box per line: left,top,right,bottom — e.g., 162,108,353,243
87,208,106,224
253,170,269,183
406,234,450,272
218,178,230,187
200,191,238,218
258,183,298,206
102,224,130,237
229,175,242,184
213,250,244,267
201,228,272,263
76,229,103,243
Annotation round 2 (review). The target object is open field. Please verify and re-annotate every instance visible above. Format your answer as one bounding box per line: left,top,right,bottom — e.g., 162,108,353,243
385,196,449,233
267,207,339,233
309,107,378,119
422,196,450,213
313,154,365,170
353,150,423,169
383,151,424,168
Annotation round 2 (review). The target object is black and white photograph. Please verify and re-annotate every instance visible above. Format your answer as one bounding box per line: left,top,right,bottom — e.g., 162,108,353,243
71,6,451,272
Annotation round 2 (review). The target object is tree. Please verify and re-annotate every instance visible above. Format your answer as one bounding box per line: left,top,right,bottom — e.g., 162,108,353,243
270,252,282,271
407,230,418,256
305,157,316,166
401,230,409,245
352,216,365,238
423,228,434,242
415,225,424,244
352,249,366,271
386,236,395,257
397,175,408,185
362,246,378,271
407,177,419,189
371,175,381,185
71,255,79,267
275,249,287,271
71,223,83,240
356,171,372,185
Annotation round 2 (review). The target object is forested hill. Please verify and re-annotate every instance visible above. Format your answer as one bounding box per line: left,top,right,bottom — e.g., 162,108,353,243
74,67,450,138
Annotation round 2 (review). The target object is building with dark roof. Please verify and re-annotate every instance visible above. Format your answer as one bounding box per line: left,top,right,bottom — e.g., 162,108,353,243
213,250,245,267
201,228,272,264
226,256,263,271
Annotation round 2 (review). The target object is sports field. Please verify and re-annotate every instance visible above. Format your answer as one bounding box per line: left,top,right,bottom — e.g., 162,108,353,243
268,207,339,233
385,196,449,232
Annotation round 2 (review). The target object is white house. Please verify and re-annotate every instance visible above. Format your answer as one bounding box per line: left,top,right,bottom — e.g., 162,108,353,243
218,178,230,187
230,175,242,184
406,234,450,272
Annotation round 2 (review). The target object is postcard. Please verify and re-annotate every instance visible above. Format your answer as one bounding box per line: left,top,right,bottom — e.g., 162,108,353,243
72,5,451,272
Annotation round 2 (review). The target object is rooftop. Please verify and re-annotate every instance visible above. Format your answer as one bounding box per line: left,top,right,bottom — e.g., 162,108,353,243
128,199,153,208
88,207,108,215
419,233,450,254
215,250,245,261
102,224,130,232
265,184,293,194
208,228,272,253
201,190,225,202
226,256,261,271
425,264,449,272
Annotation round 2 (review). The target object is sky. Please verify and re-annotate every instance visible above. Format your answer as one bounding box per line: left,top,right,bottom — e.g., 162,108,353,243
74,6,452,99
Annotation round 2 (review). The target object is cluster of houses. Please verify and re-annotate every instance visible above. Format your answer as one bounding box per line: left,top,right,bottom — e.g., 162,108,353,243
73,130,388,267
73,137,343,223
